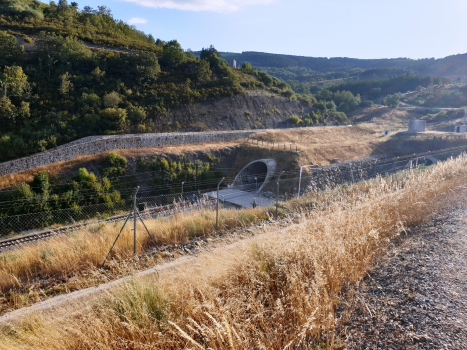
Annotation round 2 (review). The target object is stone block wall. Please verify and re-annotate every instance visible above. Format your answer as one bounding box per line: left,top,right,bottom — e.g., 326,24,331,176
0,130,263,177
301,157,386,194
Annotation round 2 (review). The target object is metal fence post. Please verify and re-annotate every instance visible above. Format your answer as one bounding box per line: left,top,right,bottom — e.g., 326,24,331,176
216,177,225,233
133,186,139,256
298,166,303,198
276,171,284,216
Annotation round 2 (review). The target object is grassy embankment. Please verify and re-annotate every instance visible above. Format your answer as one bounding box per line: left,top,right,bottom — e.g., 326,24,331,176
0,206,269,294
251,123,467,165
1,153,467,349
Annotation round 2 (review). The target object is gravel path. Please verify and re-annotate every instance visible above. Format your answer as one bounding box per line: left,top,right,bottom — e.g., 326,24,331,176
335,201,467,349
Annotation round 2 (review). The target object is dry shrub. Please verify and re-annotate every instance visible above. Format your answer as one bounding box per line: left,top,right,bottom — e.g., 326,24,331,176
0,207,266,292
2,155,467,349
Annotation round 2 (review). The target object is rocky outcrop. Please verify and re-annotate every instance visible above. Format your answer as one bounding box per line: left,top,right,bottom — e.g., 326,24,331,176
160,90,314,130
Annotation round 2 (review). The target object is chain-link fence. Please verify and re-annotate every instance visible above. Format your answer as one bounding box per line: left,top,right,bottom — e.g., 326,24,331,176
295,145,467,197
0,189,216,237
2,145,467,238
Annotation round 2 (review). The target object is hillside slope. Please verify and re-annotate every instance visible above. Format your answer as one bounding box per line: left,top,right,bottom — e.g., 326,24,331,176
0,0,160,51
160,90,340,130
218,51,467,93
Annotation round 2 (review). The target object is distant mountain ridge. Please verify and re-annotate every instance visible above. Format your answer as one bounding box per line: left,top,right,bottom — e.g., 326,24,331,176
217,51,467,78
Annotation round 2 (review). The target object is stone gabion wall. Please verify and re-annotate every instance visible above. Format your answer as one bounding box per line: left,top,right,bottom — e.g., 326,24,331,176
303,157,384,194
0,130,263,177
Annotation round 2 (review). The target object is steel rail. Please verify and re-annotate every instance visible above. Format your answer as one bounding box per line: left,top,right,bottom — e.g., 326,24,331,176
0,199,215,251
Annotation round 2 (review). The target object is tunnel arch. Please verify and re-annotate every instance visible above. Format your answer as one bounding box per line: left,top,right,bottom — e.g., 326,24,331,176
231,159,276,194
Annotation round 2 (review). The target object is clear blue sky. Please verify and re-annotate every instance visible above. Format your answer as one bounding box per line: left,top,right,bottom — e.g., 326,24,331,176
77,0,466,59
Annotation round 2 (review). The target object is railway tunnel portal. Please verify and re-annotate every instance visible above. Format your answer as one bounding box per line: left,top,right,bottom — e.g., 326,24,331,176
208,159,277,208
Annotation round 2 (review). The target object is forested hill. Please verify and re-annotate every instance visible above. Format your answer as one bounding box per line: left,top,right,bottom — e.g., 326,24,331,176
217,51,467,93
0,0,309,162
0,0,160,51
220,52,424,72
220,51,467,77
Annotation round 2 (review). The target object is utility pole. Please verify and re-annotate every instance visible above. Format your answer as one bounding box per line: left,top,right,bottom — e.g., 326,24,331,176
276,171,284,216
216,177,225,233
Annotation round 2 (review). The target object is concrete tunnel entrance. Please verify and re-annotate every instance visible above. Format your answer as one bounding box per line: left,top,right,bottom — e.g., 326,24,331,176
231,159,276,194
207,159,276,208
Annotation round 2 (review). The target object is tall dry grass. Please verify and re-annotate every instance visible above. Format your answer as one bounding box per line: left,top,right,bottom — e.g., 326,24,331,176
0,207,266,292
2,154,467,349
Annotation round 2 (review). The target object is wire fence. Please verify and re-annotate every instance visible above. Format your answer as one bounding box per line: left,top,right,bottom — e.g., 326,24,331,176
0,190,214,237
2,144,467,238
296,145,467,196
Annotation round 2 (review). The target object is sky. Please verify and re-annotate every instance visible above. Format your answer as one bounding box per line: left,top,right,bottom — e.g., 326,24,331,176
76,0,467,59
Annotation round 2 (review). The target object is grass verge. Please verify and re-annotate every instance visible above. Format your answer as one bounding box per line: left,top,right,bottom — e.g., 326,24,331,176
1,154,467,348
0,207,267,294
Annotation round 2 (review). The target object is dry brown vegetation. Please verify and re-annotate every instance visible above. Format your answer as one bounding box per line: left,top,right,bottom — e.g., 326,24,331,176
2,153,467,349
251,124,467,165
0,207,266,294
251,124,388,165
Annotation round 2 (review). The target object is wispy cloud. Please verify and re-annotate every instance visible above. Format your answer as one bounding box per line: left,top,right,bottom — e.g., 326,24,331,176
128,17,148,24
121,0,273,13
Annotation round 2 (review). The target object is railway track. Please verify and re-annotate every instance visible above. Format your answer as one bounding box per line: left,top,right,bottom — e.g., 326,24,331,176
0,199,215,251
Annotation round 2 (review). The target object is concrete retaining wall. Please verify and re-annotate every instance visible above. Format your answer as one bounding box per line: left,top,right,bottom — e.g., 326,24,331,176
0,130,262,177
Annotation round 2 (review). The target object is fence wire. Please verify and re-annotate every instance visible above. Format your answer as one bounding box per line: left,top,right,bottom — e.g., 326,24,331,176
2,145,467,238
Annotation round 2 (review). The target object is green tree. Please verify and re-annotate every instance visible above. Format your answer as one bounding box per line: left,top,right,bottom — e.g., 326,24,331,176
200,45,219,60
99,108,127,129
38,34,92,62
136,53,161,84
161,40,185,67
185,49,196,59
101,151,128,177
31,171,50,195
80,92,100,108
103,91,121,108
127,105,147,123
0,31,19,65
384,92,403,108
241,62,255,75
13,182,34,201
0,66,30,98
197,60,212,82
59,72,73,95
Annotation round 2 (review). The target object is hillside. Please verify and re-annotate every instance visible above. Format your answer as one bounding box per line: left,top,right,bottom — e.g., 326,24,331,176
218,51,467,94
0,0,360,164
0,0,160,51
3,0,467,166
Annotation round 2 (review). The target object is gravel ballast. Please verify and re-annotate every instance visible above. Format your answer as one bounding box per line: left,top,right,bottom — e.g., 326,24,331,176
335,202,467,349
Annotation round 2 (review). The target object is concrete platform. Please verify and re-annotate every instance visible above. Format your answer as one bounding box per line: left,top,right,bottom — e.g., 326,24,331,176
206,189,274,208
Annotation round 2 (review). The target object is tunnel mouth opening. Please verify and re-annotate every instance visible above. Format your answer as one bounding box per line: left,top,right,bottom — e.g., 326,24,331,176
232,161,269,192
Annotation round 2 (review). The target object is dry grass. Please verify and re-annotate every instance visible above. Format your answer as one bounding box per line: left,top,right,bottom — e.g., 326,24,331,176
251,124,467,166
0,141,242,189
251,124,389,165
0,207,266,293
2,154,467,349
